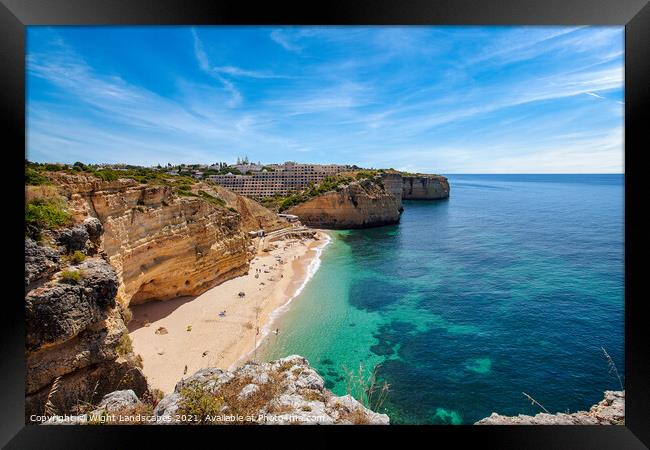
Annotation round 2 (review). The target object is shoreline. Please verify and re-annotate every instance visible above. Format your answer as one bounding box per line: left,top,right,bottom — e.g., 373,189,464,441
128,229,330,393
230,231,331,370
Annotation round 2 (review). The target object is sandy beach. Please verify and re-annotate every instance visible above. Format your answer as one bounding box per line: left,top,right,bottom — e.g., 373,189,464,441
128,230,329,393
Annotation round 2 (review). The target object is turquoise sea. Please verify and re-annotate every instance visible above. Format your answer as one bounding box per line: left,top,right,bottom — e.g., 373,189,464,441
258,174,624,424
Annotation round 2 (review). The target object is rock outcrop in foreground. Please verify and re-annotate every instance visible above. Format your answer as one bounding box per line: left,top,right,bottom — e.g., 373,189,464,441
45,356,390,425
25,227,147,422
26,172,288,421
287,178,402,229
475,391,625,425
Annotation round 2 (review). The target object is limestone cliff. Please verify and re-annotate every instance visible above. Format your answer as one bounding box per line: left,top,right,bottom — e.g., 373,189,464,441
46,356,390,425
191,182,288,233
401,174,450,200
25,226,147,422
41,172,255,306
25,172,287,420
286,177,401,229
475,391,625,425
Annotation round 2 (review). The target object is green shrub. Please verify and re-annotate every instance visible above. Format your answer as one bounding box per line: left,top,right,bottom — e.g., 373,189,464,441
25,167,50,186
66,250,86,264
176,189,199,198
197,190,226,207
25,198,72,240
177,382,224,424
93,170,120,181
218,167,242,175
116,333,133,356
60,269,82,283
122,307,133,324
355,169,377,180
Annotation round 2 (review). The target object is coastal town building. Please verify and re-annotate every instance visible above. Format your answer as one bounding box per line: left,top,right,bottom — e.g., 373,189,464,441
208,162,352,197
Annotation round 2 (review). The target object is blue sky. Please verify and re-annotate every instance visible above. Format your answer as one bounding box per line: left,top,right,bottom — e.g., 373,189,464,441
26,26,624,173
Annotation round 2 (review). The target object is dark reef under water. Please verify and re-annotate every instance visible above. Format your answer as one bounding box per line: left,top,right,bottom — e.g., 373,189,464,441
261,174,624,424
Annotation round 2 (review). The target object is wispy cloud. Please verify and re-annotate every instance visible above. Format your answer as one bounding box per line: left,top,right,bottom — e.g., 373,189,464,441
270,29,303,53
26,26,624,172
213,65,293,79
191,28,242,107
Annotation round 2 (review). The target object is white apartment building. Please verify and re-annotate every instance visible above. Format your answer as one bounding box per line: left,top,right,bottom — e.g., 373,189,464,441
209,163,352,197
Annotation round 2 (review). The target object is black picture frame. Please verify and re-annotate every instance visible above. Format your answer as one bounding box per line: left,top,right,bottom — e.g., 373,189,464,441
2,0,648,448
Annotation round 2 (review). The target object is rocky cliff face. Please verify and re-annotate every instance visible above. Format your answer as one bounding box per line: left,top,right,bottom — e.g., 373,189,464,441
287,178,401,229
25,172,288,421
475,391,625,425
25,224,147,422
46,355,389,425
378,172,403,210
401,174,450,200
194,183,288,233
43,172,254,306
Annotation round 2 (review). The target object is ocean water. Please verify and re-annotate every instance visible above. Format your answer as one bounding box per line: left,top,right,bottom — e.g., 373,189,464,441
258,174,624,424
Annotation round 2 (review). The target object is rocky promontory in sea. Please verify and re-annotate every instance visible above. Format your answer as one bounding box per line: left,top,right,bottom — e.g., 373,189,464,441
287,177,402,229
286,172,450,229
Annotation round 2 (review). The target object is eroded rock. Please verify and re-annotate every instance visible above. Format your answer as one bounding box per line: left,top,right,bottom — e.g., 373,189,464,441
153,355,389,425
475,391,625,425
25,238,60,288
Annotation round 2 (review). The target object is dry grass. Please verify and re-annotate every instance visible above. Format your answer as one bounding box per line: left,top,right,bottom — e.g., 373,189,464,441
177,369,287,425
44,376,62,416
121,307,133,324
343,363,390,413
602,347,624,390
522,392,550,413
220,371,285,424
302,390,323,402
177,382,225,424
25,185,61,203
348,408,371,425
141,388,165,408
277,361,294,372
115,333,134,356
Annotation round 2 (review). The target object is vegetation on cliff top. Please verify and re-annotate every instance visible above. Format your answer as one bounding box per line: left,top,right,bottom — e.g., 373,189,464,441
26,161,236,215
25,197,72,240
25,160,197,186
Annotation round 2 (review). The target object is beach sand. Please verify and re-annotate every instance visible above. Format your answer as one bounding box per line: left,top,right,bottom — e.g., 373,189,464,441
128,230,329,393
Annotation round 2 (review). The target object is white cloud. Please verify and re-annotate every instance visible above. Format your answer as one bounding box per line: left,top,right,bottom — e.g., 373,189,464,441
191,28,243,107
270,29,302,53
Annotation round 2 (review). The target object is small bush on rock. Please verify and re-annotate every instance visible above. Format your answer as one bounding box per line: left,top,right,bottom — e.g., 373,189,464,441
116,333,134,356
66,250,86,264
60,269,82,283
177,382,225,424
